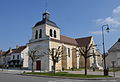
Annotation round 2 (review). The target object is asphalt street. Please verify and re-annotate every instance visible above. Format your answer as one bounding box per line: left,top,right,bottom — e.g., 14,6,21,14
0,72,119,82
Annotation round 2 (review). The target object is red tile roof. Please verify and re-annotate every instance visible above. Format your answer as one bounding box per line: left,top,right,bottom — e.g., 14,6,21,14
11,46,27,53
60,35,78,45
0,51,6,56
51,35,92,47
76,36,92,47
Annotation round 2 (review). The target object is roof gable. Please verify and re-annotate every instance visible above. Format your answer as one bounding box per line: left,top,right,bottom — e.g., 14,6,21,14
108,41,120,52
75,36,92,47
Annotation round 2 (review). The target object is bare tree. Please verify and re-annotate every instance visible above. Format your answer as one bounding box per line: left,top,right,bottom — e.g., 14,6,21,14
28,46,44,72
75,44,96,75
48,46,64,74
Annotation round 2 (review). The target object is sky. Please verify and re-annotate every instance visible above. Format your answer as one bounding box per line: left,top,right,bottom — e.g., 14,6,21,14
0,0,120,53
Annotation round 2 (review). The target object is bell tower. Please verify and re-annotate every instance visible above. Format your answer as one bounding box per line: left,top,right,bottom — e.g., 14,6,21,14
30,11,60,43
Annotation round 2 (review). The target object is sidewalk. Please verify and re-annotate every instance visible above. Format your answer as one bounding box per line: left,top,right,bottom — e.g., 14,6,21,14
65,70,120,78
0,68,31,74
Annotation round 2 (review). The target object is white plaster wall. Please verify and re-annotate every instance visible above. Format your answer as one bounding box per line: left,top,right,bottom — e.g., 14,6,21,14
106,52,118,67
32,24,46,40
28,40,49,71
21,46,29,68
11,53,21,60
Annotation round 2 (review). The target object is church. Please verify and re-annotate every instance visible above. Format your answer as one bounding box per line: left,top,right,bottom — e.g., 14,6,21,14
27,11,103,71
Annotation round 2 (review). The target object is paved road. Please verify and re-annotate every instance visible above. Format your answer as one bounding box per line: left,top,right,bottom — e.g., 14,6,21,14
0,72,119,82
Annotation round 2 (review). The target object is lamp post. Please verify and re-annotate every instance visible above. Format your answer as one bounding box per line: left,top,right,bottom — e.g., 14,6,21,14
101,24,110,76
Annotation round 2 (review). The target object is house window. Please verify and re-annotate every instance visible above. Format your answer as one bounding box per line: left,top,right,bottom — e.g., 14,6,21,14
17,55,19,60
50,29,52,37
35,30,38,39
54,30,56,38
39,29,42,38
13,55,15,60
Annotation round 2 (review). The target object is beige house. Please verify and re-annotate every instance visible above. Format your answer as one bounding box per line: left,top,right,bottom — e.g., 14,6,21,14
28,11,103,71
106,39,120,68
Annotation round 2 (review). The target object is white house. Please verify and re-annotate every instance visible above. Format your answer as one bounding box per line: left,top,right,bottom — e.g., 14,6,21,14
0,46,28,68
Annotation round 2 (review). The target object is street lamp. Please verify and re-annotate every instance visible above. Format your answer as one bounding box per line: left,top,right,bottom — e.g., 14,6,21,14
101,24,110,76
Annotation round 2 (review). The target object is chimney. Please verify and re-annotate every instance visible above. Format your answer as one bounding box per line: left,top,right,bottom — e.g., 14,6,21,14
16,45,19,49
0,50,2,52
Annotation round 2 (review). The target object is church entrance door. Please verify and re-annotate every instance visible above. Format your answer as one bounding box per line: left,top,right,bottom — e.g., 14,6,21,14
36,60,41,70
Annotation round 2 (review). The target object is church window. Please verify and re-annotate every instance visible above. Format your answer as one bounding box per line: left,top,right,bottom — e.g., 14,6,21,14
39,29,42,38
50,29,52,37
54,30,56,38
67,48,70,57
35,30,38,39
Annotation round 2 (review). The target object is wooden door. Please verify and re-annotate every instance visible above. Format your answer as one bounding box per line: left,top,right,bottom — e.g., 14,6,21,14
36,60,41,70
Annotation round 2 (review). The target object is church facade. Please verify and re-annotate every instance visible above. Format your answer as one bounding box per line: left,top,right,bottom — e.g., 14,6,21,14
27,11,103,71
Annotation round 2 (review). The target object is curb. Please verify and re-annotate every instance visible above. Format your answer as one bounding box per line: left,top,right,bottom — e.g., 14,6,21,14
19,74,119,80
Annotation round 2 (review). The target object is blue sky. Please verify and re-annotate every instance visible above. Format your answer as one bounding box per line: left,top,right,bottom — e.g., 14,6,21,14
0,0,120,52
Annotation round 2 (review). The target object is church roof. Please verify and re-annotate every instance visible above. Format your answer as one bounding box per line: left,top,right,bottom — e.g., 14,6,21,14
60,35,78,46
34,18,58,28
51,35,92,46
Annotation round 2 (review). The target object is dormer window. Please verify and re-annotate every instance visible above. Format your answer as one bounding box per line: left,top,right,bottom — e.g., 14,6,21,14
54,30,56,38
35,30,38,39
39,29,42,38
50,29,52,37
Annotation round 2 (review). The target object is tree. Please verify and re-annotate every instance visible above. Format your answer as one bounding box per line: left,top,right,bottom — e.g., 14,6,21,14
75,44,97,75
28,46,44,72
48,46,64,74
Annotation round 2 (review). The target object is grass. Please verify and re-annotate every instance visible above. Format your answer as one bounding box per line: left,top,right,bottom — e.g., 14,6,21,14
108,68,120,72
64,68,84,71
24,72,112,78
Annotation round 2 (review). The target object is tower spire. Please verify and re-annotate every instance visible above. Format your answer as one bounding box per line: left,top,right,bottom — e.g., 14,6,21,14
45,0,48,11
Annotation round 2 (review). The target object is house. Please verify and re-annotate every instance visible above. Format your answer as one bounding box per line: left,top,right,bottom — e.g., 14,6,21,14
106,39,120,68
0,50,5,67
1,46,28,69
28,11,103,71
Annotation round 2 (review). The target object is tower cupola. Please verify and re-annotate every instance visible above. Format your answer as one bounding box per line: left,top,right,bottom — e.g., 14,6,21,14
42,11,50,20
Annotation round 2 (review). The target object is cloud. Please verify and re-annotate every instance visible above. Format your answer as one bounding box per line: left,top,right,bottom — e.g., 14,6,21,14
91,29,117,35
96,5,120,27
91,31,102,35
113,6,120,14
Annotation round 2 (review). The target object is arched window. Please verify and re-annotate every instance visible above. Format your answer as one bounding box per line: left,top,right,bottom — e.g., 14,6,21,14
54,30,56,38
39,29,42,38
35,30,38,39
50,29,52,37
